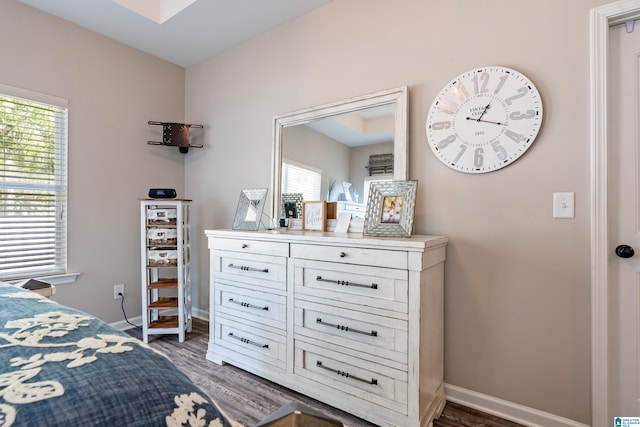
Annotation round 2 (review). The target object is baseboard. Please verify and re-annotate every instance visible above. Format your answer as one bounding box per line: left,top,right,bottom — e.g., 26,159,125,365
445,384,589,427
192,307,209,321
110,310,209,331
111,315,142,331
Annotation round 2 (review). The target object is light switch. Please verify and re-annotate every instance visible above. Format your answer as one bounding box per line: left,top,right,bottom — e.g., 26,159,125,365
553,192,575,219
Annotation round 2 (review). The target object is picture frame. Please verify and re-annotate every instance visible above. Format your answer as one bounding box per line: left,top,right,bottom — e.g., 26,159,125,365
280,192,303,219
232,188,268,230
363,180,417,237
342,182,353,202
302,201,326,231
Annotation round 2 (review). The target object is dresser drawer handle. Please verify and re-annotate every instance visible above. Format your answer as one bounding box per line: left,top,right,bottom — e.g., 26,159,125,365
228,332,269,348
241,243,248,248
316,360,378,385
228,298,269,311
316,276,378,290
339,252,346,258
228,263,269,273
316,317,377,337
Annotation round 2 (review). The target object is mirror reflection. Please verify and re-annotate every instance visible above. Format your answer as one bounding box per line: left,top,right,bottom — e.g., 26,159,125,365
282,105,394,216
271,87,408,224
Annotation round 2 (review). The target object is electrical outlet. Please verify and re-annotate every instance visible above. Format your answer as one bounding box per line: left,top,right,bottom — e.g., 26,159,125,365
114,284,124,299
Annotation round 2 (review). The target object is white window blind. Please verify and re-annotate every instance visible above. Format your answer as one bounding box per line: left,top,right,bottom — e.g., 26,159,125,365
281,159,321,201
0,85,68,280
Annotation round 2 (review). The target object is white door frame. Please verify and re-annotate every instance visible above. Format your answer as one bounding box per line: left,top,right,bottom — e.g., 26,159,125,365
591,1,640,426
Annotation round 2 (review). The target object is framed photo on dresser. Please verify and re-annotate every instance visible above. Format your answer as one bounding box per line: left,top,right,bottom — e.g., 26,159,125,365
302,201,326,231
364,180,417,237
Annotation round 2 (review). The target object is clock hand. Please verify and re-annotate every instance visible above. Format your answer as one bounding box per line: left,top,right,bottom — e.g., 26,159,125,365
465,117,506,126
476,103,490,121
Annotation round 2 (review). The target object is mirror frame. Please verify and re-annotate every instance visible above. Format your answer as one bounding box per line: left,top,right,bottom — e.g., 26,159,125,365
271,86,409,222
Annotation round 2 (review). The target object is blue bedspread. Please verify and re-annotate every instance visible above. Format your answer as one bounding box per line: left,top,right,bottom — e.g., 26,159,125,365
0,282,241,427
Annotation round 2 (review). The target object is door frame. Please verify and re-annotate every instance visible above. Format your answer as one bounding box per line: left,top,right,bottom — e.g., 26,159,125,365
591,1,640,426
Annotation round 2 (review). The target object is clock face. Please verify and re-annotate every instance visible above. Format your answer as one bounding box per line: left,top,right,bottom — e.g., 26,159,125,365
426,66,543,173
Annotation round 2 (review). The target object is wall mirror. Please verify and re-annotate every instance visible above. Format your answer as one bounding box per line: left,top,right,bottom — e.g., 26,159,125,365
271,86,408,224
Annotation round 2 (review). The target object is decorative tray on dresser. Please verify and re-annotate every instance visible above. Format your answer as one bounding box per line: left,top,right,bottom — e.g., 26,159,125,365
205,229,447,427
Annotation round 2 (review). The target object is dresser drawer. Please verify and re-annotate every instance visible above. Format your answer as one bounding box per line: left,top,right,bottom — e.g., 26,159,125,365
212,251,286,291
290,243,407,269
213,317,286,369
214,283,286,330
294,340,407,414
294,300,407,364
205,230,448,427
211,237,288,257
293,258,408,314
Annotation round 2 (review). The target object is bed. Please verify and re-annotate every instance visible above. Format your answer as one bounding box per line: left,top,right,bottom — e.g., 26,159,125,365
0,281,241,427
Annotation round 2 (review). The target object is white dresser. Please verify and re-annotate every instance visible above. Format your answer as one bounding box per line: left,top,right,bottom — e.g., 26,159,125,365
335,201,367,221
205,229,447,427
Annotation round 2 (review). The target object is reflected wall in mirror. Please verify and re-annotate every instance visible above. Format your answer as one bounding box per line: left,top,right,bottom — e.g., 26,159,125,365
271,86,408,223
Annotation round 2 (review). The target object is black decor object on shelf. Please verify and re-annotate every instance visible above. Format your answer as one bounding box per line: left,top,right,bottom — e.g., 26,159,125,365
148,188,177,199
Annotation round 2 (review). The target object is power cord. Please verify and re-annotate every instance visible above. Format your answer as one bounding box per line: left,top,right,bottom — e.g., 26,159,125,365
119,292,141,330
260,211,275,230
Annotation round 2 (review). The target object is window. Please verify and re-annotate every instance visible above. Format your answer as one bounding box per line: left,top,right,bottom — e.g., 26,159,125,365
0,85,68,281
281,159,321,201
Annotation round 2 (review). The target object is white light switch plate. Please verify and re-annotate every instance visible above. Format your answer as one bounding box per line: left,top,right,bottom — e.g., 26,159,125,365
553,192,575,219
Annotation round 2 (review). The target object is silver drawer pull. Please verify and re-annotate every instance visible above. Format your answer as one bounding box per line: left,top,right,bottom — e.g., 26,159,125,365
316,317,377,337
316,275,378,290
316,360,378,385
228,298,269,311
228,332,269,348
228,263,269,273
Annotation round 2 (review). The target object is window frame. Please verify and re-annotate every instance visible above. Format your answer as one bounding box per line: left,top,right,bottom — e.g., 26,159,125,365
0,83,73,284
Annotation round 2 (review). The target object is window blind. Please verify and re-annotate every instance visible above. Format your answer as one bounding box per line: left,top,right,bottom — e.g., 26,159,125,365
0,86,68,280
281,159,321,201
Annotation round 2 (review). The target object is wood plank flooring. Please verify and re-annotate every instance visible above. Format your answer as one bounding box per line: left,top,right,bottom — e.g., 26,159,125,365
127,319,524,427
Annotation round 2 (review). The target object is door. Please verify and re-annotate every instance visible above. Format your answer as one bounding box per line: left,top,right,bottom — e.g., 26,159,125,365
609,19,640,418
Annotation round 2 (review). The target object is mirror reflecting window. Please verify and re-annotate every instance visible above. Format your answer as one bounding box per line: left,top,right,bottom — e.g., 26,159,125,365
281,159,321,201
271,87,408,223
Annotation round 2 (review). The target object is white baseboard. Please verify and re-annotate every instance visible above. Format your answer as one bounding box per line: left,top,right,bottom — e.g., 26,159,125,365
445,384,590,427
111,315,142,331
192,307,209,321
110,310,209,331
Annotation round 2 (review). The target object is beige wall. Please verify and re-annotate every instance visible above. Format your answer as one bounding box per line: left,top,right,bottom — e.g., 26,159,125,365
0,0,612,423
0,1,186,322
186,0,611,423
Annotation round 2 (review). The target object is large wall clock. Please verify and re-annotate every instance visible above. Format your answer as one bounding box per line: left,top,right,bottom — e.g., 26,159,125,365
426,66,543,173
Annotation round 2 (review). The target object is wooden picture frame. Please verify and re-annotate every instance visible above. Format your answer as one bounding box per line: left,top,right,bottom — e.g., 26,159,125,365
302,201,326,231
364,180,417,237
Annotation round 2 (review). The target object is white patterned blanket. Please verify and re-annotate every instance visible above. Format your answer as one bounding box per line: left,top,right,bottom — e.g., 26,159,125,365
0,282,241,427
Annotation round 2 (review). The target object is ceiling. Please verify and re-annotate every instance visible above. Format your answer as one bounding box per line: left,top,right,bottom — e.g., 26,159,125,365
305,105,395,147
17,0,392,147
18,0,332,67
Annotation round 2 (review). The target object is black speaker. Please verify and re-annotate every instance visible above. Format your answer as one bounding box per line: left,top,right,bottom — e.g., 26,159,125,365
148,188,176,199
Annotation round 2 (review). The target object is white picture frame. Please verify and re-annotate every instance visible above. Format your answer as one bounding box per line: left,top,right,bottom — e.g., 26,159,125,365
364,181,417,237
232,188,268,230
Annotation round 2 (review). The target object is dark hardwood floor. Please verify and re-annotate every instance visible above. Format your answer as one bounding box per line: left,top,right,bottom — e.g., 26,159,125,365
127,319,524,427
